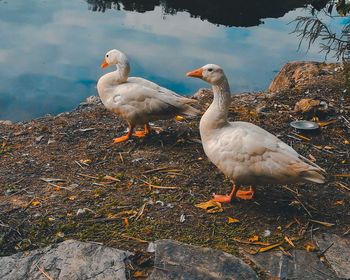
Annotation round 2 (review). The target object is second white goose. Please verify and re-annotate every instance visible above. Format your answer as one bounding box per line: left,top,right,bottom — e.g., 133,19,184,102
187,64,325,203
97,49,199,143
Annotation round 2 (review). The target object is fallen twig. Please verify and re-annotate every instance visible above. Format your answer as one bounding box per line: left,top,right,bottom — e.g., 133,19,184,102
135,202,148,220
35,264,54,280
232,238,271,246
74,160,85,169
334,174,350,178
333,182,350,191
139,179,178,190
294,196,313,218
121,234,148,243
10,178,24,186
309,219,335,227
40,178,66,183
318,242,334,257
281,185,299,196
46,182,73,191
143,166,179,174
77,173,99,180
22,198,37,212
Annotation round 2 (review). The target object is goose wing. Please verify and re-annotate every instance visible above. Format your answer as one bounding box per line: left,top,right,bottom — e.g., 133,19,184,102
209,121,325,185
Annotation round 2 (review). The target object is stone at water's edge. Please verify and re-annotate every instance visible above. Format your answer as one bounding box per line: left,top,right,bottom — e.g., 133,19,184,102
0,120,13,126
315,233,350,279
268,61,341,93
148,239,258,280
0,240,131,280
245,249,339,280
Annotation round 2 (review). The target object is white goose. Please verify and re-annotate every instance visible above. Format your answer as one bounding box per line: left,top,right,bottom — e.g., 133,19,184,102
187,64,325,203
97,49,199,143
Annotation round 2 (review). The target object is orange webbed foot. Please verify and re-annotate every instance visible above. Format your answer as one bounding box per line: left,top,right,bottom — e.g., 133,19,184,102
213,194,234,203
235,186,255,200
133,130,147,138
113,135,130,143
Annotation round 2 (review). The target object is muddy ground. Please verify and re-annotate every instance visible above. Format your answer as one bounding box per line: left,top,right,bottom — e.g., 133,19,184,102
0,62,349,277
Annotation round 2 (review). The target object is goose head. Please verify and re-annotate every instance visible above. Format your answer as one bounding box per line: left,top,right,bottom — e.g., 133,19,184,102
100,49,127,69
186,64,225,85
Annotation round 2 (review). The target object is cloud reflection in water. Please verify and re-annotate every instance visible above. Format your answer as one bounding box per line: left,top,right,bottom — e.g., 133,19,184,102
0,0,335,121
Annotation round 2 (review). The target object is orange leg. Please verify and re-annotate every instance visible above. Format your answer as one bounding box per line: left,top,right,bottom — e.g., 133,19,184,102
113,124,134,143
213,184,255,203
134,123,151,138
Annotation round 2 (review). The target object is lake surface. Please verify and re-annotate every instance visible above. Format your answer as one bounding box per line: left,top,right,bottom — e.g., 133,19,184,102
0,0,344,121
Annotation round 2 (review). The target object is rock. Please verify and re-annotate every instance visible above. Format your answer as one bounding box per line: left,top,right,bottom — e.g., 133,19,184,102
193,88,213,100
315,233,350,279
0,239,131,280
0,120,13,126
268,61,340,93
245,249,338,279
149,239,258,280
294,98,322,113
84,95,102,105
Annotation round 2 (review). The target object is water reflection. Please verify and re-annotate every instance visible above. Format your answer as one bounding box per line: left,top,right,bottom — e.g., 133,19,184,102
0,0,339,122
87,0,328,27
292,0,350,60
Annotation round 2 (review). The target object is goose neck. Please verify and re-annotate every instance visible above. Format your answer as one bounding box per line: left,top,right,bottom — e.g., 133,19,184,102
115,57,130,83
200,77,231,132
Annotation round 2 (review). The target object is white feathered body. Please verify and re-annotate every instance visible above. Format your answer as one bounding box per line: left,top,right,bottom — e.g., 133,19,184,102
198,72,325,186
200,120,324,186
97,56,198,126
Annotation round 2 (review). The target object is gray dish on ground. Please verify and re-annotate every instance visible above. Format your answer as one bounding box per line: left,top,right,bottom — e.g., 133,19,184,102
290,120,319,130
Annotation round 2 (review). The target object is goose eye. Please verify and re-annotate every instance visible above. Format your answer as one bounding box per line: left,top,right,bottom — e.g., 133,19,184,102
106,55,109,58
208,68,213,72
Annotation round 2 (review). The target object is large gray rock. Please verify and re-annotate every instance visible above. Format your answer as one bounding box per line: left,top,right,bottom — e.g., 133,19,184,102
0,240,131,280
246,249,338,280
315,233,350,279
148,239,258,280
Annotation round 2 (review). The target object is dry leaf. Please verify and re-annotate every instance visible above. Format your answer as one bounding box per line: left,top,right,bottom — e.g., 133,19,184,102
31,200,41,206
259,242,283,253
133,271,148,278
324,145,334,150
305,242,316,252
175,115,185,121
233,238,271,246
80,159,92,164
68,195,77,201
123,218,129,228
195,200,223,213
335,200,345,205
295,134,311,141
344,140,350,145
48,217,55,222
56,232,65,238
103,175,120,182
309,219,335,227
227,217,240,224
284,236,295,247
248,235,259,242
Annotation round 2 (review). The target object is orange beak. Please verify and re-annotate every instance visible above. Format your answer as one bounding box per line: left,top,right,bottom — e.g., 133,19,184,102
101,59,109,69
186,67,203,78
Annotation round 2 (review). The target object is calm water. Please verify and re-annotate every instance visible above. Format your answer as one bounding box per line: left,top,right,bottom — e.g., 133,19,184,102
0,0,343,121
